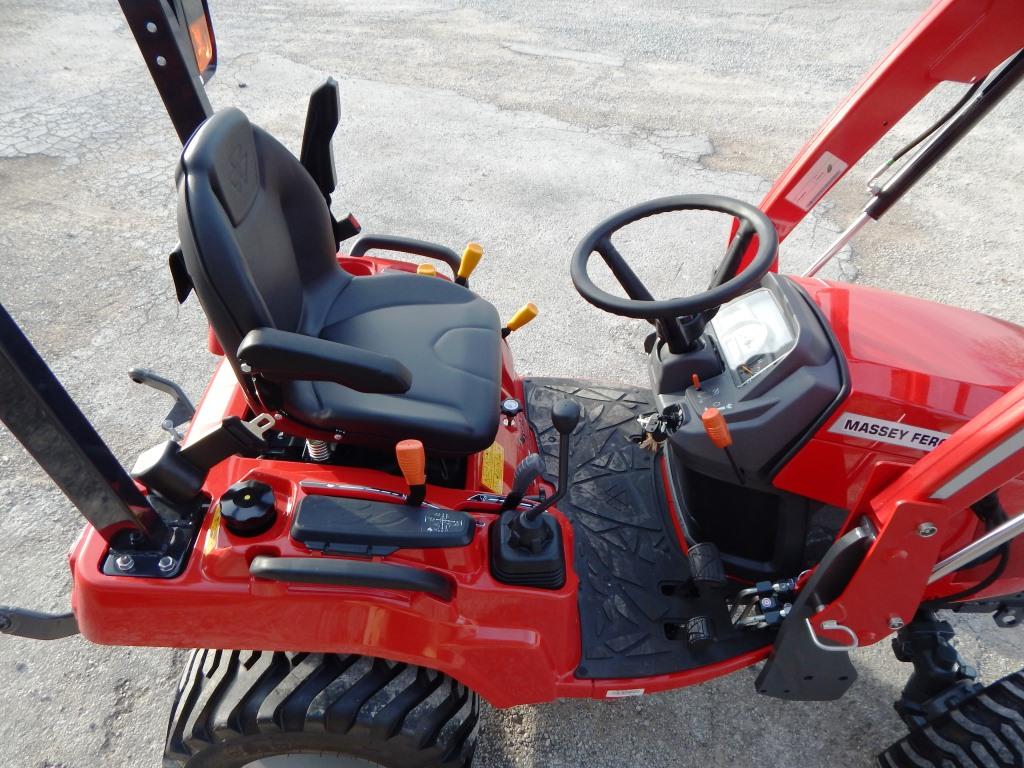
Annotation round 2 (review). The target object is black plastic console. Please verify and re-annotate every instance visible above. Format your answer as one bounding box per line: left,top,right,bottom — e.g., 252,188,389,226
291,495,475,556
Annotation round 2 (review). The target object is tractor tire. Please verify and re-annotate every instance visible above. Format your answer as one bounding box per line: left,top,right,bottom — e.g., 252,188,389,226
163,650,479,768
878,670,1024,768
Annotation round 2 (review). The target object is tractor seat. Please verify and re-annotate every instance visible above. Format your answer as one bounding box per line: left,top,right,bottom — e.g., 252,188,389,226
175,108,502,454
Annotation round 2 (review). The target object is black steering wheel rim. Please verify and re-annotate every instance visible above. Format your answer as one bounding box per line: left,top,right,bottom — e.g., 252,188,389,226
570,193,779,320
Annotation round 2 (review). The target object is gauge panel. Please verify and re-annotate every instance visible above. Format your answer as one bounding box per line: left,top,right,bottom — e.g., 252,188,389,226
710,288,797,387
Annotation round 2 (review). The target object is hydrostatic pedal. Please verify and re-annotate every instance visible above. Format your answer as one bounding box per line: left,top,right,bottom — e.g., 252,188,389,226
686,616,714,649
682,543,727,650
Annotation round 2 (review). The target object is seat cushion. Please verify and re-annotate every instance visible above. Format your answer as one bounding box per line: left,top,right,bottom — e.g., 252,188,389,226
279,272,502,454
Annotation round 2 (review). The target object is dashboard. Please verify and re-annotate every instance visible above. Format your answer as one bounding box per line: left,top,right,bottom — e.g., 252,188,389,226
651,274,844,486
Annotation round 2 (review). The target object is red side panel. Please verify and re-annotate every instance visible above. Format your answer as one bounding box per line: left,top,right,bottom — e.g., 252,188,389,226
811,379,1024,647
776,277,1024,510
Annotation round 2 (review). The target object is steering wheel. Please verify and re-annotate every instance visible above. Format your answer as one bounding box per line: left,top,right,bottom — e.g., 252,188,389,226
570,194,778,323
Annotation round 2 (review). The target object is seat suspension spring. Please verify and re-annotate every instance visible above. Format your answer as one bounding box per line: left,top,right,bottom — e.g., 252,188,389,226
306,439,332,462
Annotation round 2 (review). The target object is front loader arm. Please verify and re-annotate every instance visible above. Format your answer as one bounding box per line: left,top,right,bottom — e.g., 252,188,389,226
812,378,1024,648
739,0,1024,268
757,379,1024,700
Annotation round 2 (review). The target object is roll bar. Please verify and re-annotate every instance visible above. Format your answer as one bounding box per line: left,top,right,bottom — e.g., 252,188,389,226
118,0,214,144
0,303,167,545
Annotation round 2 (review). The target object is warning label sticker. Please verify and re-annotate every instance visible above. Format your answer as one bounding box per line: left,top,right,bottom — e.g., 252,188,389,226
605,688,645,699
480,442,505,493
422,509,466,534
785,151,848,211
828,413,950,452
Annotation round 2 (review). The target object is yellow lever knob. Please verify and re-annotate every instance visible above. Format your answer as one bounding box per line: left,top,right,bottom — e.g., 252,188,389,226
456,242,483,285
503,302,538,337
416,263,437,276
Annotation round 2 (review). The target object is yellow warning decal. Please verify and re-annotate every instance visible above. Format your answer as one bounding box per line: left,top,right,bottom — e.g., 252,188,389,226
480,442,505,493
203,504,222,555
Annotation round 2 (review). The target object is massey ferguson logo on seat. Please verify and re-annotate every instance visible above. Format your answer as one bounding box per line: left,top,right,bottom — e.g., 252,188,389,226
828,412,951,452
229,142,251,192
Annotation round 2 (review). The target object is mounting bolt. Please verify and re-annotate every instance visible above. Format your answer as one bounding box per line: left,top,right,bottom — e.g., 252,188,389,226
115,554,135,572
157,556,175,573
917,522,938,538
240,363,252,374
888,616,905,630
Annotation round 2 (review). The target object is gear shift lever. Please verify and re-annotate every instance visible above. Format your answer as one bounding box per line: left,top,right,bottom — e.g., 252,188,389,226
519,399,580,525
502,399,579,555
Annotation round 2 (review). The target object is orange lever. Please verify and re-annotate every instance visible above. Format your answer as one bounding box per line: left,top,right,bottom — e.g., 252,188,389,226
701,407,732,449
395,439,426,486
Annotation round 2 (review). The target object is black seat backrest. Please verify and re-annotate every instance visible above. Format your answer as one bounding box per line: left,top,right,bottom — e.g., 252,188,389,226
176,108,349,371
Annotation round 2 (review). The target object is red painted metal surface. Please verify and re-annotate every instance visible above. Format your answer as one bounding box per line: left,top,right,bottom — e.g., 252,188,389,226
70,346,768,706
71,265,1024,700
811,380,1024,648
776,277,1024,511
778,277,1024,621
65,0,1024,705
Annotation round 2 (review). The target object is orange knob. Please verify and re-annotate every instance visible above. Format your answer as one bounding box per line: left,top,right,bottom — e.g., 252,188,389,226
395,439,426,486
701,407,732,449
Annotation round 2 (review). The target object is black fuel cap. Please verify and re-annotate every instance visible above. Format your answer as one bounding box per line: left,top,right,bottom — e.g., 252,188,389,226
219,480,276,537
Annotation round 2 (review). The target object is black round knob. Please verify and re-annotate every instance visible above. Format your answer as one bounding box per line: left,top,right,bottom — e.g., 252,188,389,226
500,397,523,426
500,397,522,417
551,399,581,435
219,480,276,537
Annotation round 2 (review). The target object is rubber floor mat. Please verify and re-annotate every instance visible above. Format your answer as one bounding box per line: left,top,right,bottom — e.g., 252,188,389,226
523,378,772,679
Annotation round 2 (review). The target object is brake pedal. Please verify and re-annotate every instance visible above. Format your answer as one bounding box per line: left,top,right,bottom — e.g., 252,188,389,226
688,542,726,590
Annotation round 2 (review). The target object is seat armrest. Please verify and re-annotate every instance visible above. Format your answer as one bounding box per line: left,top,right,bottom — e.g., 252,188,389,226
237,328,412,394
348,234,460,277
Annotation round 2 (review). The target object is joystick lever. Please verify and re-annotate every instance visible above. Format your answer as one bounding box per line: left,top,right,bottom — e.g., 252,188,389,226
490,399,579,590
524,400,580,519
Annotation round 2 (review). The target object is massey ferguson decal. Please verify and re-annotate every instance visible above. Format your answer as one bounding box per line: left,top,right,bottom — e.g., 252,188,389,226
828,413,951,452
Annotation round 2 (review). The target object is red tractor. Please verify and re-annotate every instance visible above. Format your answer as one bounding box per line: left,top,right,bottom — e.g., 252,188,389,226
1,0,1022,766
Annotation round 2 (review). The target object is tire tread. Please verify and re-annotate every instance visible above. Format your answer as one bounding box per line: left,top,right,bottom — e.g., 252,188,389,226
164,650,480,768
879,672,1024,768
